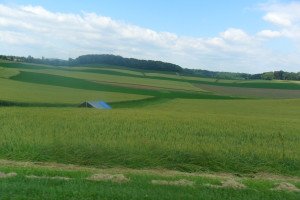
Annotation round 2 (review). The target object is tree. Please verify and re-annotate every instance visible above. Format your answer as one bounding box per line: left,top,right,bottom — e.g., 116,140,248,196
274,70,284,80
262,72,275,80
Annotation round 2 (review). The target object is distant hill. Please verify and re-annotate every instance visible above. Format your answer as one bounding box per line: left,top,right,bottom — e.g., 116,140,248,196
69,54,183,72
0,54,299,80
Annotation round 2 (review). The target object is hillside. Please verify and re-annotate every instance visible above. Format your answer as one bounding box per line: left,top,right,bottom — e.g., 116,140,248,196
0,60,300,199
1,54,300,81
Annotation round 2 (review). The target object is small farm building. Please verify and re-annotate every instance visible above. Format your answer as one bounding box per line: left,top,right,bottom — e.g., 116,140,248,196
79,101,112,109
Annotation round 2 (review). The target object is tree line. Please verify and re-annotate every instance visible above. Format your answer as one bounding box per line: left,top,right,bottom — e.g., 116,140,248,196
183,69,300,81
69,54,183,72
0,54,299,80
0,54,182,72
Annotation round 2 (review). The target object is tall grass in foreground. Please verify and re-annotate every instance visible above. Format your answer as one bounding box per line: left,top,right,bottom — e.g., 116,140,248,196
0,99,299,176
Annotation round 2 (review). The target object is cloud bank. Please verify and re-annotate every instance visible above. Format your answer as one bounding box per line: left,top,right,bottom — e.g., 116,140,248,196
0,2,299,73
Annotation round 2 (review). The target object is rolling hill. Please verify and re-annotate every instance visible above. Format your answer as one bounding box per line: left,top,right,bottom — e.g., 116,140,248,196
0,59,300,200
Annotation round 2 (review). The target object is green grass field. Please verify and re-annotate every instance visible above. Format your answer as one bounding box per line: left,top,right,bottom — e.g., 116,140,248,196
0,60,299,199
1,160,299,200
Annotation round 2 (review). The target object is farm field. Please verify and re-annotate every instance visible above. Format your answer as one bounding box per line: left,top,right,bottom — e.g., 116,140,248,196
0,78,150,105
196,84,300,99
0,61,300,199
1,99,300,175
2,61,300,91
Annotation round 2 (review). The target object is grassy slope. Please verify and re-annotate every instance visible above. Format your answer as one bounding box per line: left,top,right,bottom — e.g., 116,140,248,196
143,71,300,90
48,67,300,90
1,61,300,199
12,68,203,92
0,78,150,104
195,84,300,99
1,61,237,108
0,67,19,78
10,71,235,100
0,64,150,104
1,60,299,90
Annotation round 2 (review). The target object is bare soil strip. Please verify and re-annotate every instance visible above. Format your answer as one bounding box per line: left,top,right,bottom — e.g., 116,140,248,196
25,175,72,180
205,179,246,189
272,182,300,192
151,179,194,187
0,171,17,178
87,173,129,183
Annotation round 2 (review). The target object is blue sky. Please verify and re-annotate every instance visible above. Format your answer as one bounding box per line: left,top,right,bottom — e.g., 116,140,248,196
0,0,299,72
1,0,268,36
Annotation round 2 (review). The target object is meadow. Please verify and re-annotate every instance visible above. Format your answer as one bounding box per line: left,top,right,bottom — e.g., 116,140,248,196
0,60,300,199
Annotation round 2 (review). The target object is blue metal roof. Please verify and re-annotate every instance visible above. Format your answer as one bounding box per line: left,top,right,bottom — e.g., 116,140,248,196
80,101,112,109
89,101,112,109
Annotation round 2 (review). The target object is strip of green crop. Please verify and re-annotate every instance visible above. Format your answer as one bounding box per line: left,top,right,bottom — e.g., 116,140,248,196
127,74,300,90
110,97,172,108
70,68,143,78
65,65,300,90
0,61,55,70
0,100,75,107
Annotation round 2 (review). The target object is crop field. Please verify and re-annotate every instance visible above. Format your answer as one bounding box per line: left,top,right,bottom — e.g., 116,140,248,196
2,60,300,91
196,84,300,99
0,78,150,105
1,99,299,174
0,61,300,199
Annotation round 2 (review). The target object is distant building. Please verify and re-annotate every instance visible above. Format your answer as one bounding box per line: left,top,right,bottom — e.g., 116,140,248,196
79,101,112,109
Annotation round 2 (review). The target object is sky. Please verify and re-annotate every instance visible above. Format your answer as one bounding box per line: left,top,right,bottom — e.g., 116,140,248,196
0,0,299,73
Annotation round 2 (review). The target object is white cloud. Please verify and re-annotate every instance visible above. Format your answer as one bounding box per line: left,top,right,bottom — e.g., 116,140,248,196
0,30,39,45
220,28,251,42
0,3,299,73
257,30,282,38
261,1,300,26
263,12,292,26
259,1,300,49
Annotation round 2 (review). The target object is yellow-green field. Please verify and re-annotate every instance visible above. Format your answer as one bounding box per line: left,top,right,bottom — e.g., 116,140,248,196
1,99,299,175
0,60,300,199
